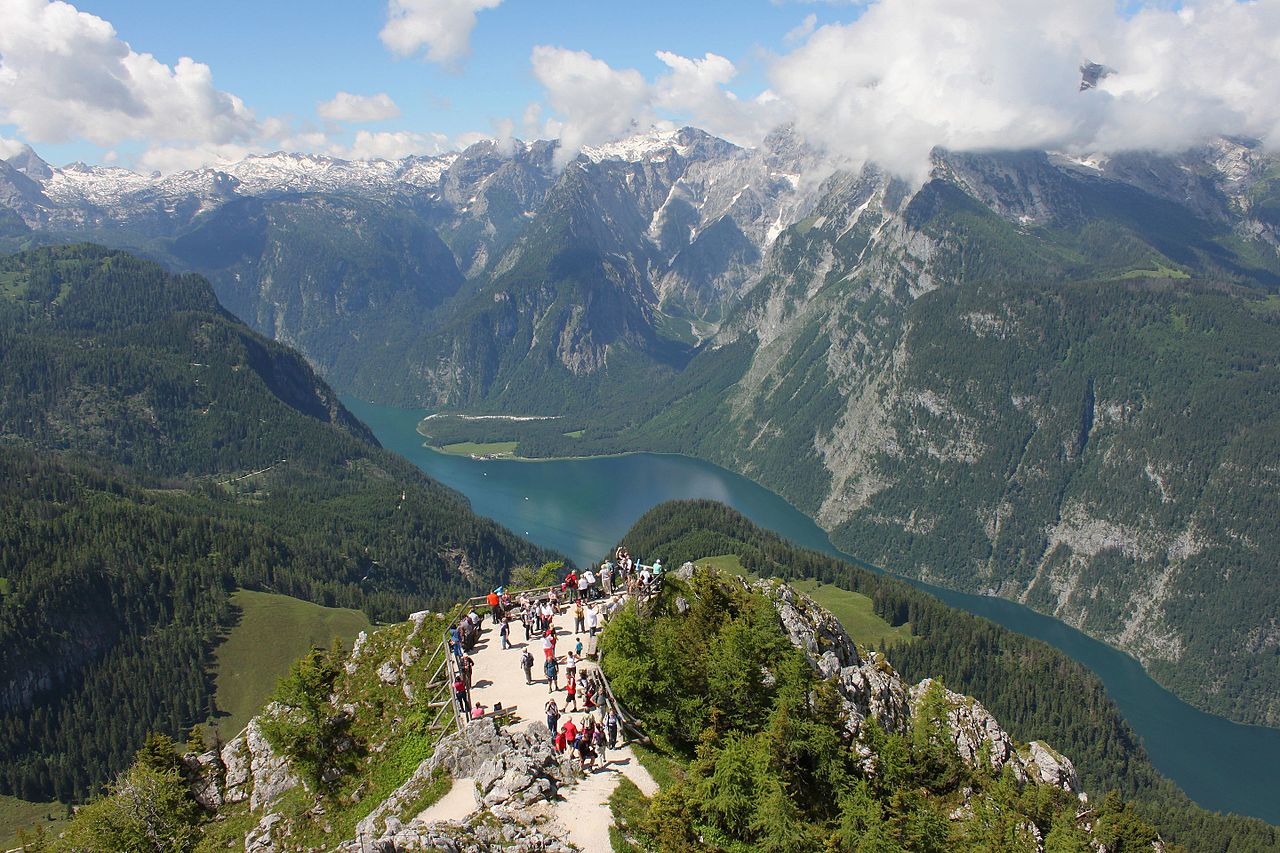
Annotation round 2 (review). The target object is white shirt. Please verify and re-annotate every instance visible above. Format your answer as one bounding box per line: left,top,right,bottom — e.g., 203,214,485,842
586,607,599,629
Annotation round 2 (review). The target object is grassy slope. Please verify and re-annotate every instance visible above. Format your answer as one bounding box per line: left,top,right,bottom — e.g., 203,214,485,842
0,794,64,850
438,441,520,458
211,590,370,740
696,554,912,648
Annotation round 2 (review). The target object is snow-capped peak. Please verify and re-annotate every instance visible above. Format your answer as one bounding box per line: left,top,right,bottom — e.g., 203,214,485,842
581,127,693,164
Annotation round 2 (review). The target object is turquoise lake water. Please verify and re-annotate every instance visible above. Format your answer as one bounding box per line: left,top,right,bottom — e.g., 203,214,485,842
346,397,1280,824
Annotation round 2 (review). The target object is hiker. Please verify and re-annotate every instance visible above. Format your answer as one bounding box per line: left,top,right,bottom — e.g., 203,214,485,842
574,637,583,659
499,617,511,649
453,675,470,715
566,674,578,711
544,655,560,691
601,561,613,595
448,623,462,657
593,721,608,766
546,699,561,738
583,568,596,600
461,654,474,690
578,720,596,771
470,703,487,720
586,603,600,638
573,601,585,635
486,588,502,624
541,630,554,661
577,571,589,602
521,648,534,684
606,708,620,747
565,650,578,684
562,717,578,754
565,569,578,601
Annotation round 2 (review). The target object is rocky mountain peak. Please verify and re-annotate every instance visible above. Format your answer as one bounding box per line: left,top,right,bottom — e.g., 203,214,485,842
5,143,52,181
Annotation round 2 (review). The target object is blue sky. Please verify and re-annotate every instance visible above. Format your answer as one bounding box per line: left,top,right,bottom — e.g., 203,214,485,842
1,0,1276,179
6,0,846,168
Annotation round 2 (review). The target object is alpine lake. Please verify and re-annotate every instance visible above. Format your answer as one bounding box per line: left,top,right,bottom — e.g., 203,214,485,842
346,397,1280,824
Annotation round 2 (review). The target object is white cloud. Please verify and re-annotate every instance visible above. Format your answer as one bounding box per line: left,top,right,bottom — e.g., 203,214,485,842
653,51,784,146
341,129,450,160
530,46,783,165
531,46,653,166
317,92,401,123
136,142,258,175
0,0,256,148
784,13,819,45
770,0,1280,183
0,136,25,158
380,0,503,66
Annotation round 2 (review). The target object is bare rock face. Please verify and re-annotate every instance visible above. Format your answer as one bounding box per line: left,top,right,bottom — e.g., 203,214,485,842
220,715,302,809
755,579,912,735
910,678,1027,782
244,812,284,852
182,748,225,810
1024,740,1080,792
755,575,1079,792
355,719,578,845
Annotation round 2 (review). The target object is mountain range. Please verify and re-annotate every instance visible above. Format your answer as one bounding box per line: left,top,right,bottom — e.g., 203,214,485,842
2,128,1279,729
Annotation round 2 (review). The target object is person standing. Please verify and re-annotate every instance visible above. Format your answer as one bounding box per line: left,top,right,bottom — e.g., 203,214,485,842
486,588,502,625
454,675,470,716
606,708,620,748
566,674,578,711
586,603,600,638
461,654,475,690
544,656,560,692
546,698,560,739
499,617,511,650
601,561,613,596
573,601,585,635
520,648,534,684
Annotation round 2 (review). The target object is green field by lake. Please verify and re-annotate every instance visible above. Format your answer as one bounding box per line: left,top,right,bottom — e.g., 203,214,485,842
0,794,63,850
699,554,912,649
212,590,369,739
438,441,520,458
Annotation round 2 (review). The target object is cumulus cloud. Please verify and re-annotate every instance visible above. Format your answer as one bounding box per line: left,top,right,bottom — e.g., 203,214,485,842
341,129,450,160
380,0,503,66
771,0,1280,182
0,136,26,158
0,0,256,149
531,46,783,165
531,46,653,165
317,92,401,123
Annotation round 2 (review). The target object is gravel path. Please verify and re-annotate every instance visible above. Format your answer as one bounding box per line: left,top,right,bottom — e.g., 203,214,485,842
443,595,658,850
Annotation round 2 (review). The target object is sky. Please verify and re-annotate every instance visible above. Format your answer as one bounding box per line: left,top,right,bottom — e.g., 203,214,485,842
1,0,1279,181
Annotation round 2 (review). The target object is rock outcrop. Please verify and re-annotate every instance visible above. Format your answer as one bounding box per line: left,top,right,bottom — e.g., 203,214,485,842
754,577,1080,793
220,714,303,810
355,718,578,845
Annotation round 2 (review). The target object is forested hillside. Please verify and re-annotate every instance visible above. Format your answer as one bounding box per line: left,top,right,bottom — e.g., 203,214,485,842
0,245,559,802
617,500,1280,852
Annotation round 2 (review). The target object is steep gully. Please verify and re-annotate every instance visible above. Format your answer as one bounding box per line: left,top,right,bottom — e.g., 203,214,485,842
346,397,1280,824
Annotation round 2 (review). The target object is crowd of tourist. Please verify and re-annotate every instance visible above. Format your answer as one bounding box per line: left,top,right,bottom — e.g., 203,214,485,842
442,548,665,773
